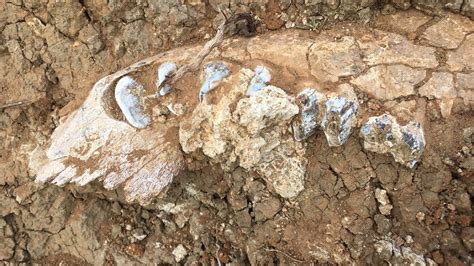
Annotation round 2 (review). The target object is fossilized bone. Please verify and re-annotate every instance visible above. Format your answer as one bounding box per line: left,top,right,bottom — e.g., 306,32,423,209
31,31,427,204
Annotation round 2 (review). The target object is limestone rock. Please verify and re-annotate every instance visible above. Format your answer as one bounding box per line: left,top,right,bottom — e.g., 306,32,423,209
360,114,425,168
375,10,431,34
115,76,151,129
352,65,425,100
375,188,393,216
456,72,474,105
447,34,474,72
309,36,366,82
292,88,326,141
422,14,474,49
33,57,185,205
180,69,305,198
419,72,456,118
358,30,438,68
321,95,359,147
172,244,187,262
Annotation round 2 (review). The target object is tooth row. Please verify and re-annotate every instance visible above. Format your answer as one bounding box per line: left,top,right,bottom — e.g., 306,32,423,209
292,88,359,147
117,62,425,167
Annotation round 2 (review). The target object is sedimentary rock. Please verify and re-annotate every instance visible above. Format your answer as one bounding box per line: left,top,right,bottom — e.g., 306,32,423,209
360,114,425,168
180,68,305,198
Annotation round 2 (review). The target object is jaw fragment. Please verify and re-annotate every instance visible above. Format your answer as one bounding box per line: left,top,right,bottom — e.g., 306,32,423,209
115,76,151,129
199,61,230,102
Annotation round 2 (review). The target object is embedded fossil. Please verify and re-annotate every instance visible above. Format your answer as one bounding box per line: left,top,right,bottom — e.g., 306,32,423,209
31,31,433,205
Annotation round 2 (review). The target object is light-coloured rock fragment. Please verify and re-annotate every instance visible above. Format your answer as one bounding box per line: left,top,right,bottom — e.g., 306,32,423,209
375,188,393,216
360,114,425,168
180,71,305,199
352,65,425,100
447,34,474,72
247,65,271,96
456,72,474,105
321,95,359,147
292,88,326,141
115,76,151,129
422,14,474,49
375,10,431,34
419,72,456,118
172,244,187,262
156,61,177,96
358,30,438,68
375,238,430,265
199,61,230,102
309,36,365,82
247,32,313,74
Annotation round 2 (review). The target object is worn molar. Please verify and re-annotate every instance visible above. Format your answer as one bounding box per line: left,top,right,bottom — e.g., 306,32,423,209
292,88,327,141
321,95,359,147
156,61,177,96
360,114,425,168
247,65,271,96
199,61,230,102
115,76,151,129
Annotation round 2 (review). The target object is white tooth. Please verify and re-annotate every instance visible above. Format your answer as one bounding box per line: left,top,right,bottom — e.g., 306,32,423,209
247,65,271,96
199,61,230,102
115,76,150,129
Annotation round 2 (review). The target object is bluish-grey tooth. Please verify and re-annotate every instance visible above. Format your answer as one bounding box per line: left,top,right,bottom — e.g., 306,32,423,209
321,96,358,147
156,62,177,96
115,76,151,129
360,114,425,168
247,65,271,96
292,88,326,141
199,61,230,102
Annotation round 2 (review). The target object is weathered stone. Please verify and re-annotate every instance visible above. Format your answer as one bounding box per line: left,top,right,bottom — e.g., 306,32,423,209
115,76,151,129
358,30,438,68
419,72,456,117
360,114,425,168
247,65,271,96
292,88,326,141
456,72,474,106
199,61,230,102
375,10,431,34
247,32,313,74
309,36,365,82
321,95,359,147
447,34,474,72
375,188,393,216
352,65,425,100
0,218,15,260
172,244,187,262
422,14,474,49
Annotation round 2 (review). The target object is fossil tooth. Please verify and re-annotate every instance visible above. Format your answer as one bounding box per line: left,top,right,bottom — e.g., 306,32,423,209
115,76,151,129
247,65,271,96
360,114,425,168
156,61,177,96
292,88,327,141
321,96,359,147
199,61,230,102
